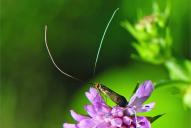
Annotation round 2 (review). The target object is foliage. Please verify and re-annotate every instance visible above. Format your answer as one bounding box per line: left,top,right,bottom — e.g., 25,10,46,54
121,3,191,108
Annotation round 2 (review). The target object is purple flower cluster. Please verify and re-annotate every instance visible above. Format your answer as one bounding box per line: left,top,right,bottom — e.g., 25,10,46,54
64,80,155,128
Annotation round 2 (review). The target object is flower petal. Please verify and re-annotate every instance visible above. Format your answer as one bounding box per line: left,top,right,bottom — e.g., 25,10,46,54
94,103,111,116
135,116,151,128
123,116,132,125
84,103,111,117
77,119,96,128
70,110,90,121
129,80,154,107
84,105,97,117
111,118,123,127
96,122,111,128
85,87,105,105
111,106,124,117
63,123,77,128
136,102,155,112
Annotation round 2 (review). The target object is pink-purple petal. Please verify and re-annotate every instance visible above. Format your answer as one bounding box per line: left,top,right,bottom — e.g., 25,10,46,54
111,106,124,117
136,116,151,128
96,122,111,128
136,102,155,112
123,116,132,125
111,118,123,127
63,123,77,128
70,110,90,121
94,103,111,115
85,87,105,105
129,80,154,107
84,105,97,117
77,119,96,128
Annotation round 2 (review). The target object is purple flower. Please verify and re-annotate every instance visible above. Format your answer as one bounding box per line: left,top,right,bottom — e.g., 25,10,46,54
127,80,155,114
63,80,154,128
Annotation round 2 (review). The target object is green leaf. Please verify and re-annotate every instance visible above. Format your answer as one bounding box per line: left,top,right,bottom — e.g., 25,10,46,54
120,21,139,40
131,82,140,97
147,114,165,123
165,58,191,82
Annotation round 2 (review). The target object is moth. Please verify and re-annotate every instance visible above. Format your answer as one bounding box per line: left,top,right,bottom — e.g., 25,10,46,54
44,8,128,107
45,9,164,125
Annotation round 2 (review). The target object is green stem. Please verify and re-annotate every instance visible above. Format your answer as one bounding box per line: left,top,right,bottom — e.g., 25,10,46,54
155,80,191,89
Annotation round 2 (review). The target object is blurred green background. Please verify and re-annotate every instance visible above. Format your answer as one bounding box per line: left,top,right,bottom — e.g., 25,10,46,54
1,0,191,128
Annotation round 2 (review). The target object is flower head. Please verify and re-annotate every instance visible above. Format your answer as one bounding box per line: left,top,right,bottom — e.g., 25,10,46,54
63,80,155,128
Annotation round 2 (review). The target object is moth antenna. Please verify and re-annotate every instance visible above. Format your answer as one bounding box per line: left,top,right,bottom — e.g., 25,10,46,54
44,25,84,83
93,8,119,76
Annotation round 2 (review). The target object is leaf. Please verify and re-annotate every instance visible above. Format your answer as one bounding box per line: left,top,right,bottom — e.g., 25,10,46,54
120,21,139,40
132,82,140,95
147,113,165,123
165,58,191,82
